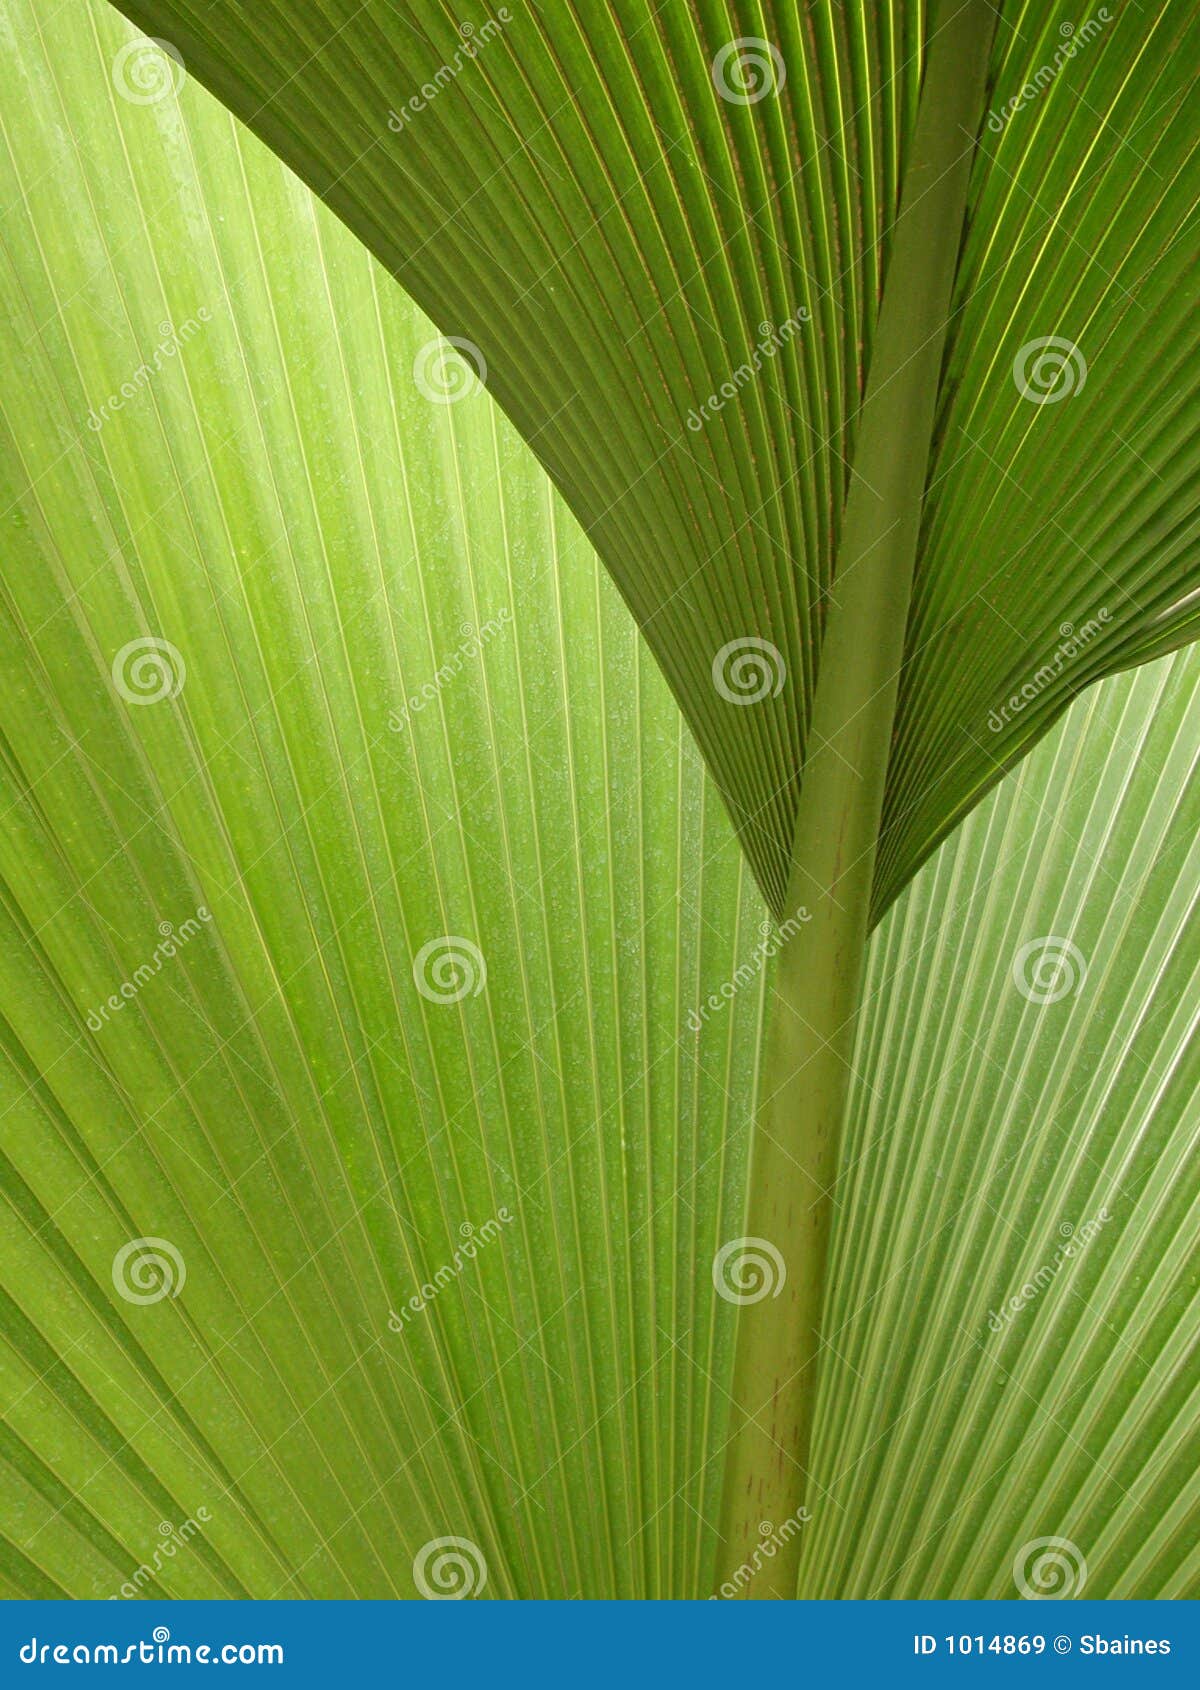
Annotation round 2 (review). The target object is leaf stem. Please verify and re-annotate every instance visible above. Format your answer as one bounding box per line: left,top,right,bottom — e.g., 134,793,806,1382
715,0,997,1599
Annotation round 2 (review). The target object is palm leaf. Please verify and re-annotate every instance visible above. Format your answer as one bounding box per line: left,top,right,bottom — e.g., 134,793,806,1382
0,0,767,1597
107,0,1200,914
2,0,1197,1601
801,647,1200,1598
96,7,1200,1575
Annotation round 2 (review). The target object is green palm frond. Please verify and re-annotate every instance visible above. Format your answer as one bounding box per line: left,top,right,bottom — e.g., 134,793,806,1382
0,0,765,1597
1,0,1197,1602
804,647,1200,1598
110,0,1200,914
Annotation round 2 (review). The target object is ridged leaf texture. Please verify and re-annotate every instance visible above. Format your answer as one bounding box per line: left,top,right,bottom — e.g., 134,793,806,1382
110,0,1200,914
0,0,1196,1602
803,650,1200,1598
0,0,765,1598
